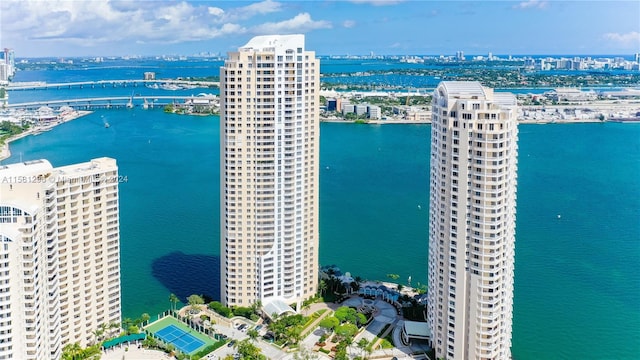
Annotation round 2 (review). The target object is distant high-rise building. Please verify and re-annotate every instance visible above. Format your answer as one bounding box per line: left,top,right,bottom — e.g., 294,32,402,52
2,48,15,79
456,50,465,61
220,35,320,311
0,158,122,359
428,82,518,360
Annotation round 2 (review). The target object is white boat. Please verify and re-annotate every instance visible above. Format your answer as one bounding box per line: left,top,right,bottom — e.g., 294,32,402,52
159,83,180,91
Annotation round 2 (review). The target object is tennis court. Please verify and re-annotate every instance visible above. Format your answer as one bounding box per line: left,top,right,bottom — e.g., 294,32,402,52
145,315,221,356
155,324,204,354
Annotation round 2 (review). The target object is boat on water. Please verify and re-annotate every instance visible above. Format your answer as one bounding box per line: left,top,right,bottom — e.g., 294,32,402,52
104,122,110,128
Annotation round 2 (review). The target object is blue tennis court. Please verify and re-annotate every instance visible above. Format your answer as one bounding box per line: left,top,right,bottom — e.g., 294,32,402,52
155,324,205,354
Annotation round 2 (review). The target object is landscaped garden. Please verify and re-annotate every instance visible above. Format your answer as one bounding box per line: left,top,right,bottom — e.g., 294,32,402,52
312,306,374,360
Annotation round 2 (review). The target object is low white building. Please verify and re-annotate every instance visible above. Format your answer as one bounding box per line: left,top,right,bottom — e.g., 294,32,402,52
368,105,381,119
341,104,355,114
547,88,598,102
355,104,368,116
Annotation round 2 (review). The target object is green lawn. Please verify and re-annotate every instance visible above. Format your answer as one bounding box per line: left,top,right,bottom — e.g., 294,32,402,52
145,316,223,356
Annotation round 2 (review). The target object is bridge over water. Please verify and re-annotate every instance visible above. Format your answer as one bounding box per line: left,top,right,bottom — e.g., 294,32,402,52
7,79,219,91
7,95,218,110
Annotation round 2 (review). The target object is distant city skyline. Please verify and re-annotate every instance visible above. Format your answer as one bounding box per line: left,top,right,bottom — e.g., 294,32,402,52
1,0,639,58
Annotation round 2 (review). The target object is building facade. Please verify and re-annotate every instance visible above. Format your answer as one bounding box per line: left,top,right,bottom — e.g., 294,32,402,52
0,158,121,359
427,82,518,360
220,35,320,309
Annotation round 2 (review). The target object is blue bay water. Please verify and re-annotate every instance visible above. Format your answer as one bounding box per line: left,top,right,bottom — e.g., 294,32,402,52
4,60,640,359
2,113,638,359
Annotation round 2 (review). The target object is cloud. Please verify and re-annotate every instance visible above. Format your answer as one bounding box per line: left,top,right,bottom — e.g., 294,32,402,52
251,13,332,34
512,0,548,10
349,0,404,6
342,20,356,28
208,7,225,17
0,0,278,48
603,31,640,46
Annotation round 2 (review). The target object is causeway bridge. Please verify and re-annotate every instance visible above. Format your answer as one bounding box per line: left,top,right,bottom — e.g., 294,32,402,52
7,79,219,91
6,95,218,110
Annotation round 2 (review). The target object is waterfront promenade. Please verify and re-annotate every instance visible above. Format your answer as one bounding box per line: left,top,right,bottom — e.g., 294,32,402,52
0,110,91,161
321,100,640,124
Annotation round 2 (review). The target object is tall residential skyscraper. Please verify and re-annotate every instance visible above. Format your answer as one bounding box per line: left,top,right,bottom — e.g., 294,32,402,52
427,82,518,360
0,158,122,359
220,35,320,309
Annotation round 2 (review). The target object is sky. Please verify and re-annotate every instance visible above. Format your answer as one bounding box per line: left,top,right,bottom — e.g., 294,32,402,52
0,0,639,58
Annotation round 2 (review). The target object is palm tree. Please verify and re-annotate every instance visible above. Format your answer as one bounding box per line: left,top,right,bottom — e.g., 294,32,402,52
250,300,263,317
122,318,133,331
169,293,179,313
91,328,104,345
61,343,82,360
141,313,150,327
357,338,370,360
318,279,328,296
247,328,259,342
143,336,158,349
300,301,311,316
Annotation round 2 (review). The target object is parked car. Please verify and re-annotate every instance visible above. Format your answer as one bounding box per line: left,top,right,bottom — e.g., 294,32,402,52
262,332,275,341
227,340,236,348
254,325,263,331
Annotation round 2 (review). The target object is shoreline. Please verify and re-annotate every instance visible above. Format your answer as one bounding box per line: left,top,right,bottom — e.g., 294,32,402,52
321,118,635,125
0,110,92,161
0,107,634,162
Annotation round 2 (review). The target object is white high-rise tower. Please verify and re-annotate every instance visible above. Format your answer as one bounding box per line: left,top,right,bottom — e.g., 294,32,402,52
220,35,320,310
427,82,518,360
0,158,121,359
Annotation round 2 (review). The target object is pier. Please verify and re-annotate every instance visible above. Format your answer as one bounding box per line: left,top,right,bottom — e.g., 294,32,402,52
7,79,219,91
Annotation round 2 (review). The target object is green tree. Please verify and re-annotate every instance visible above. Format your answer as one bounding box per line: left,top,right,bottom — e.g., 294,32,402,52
169,293,179,312
122,318,133,331
247,328,259,342
188,294,205,313
141,313,150,326
235,339,265,360
357,338,372,360
61,343,101,360
267,313,305,343
91,327,104,345
318,279,328,296
335,323,358,339
285,325,303,345
127,325,140,334
143,336,158,349
318,316,339,331
232,306,254,319
334,306,359,324
208,301,233,317
250,300,263,316
61,343,82,360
